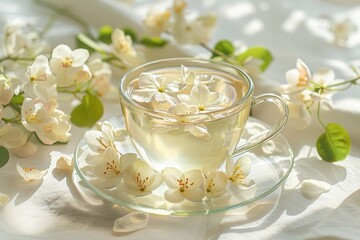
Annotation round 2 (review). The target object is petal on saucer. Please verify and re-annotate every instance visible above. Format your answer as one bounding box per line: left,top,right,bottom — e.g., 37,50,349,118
113,211,149,233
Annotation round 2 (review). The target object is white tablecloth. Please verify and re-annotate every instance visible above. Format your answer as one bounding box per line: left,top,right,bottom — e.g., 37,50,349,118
1,0,360,239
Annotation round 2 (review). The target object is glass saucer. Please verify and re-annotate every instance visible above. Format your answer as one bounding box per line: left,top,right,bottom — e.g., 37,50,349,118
74,115,294,216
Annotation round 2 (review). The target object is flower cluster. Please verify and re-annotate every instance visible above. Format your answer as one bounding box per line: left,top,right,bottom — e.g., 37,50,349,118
142,0,272,76
281,59,359,162
129,65,233,139
143,0,216,44
0,18,142,163
82,121,255,203
281,59,349,129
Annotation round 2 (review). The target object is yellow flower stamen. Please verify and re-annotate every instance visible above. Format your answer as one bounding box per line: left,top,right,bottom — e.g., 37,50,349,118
62,57,73,68
229,164,245,183
136,172,150,191
177,177,194,192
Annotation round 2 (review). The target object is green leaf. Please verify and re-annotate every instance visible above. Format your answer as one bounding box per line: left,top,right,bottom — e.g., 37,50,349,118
123,28,138,43
139,36,168,47
236,46,273,72
70,93,104,128
0,146,9,168
10,94,25,105
98,25,113,44
316,123,351,162
211,40,235,58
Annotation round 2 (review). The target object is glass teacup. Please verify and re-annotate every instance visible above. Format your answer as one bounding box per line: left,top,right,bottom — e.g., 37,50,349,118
118,58,288,172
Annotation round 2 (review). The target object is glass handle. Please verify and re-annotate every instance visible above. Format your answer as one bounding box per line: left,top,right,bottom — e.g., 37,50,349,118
233,93,289,155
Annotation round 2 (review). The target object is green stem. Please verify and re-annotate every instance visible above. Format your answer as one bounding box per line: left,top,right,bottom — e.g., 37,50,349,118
326,76,360,88
77,33,106,53
3,117,22,125
199,43,237,64
0,57,35,63
317,102,326,129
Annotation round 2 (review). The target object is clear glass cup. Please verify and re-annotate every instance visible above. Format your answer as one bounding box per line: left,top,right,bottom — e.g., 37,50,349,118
118,58,288,172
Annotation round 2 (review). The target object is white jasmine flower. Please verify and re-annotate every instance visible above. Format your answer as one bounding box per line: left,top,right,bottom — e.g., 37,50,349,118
56,154,74,171
312,69,338,92
151,102,211,140
0,123,27,150
180,65,213,86
111,28,141,66
172,0,216,44
170,102,198,115
88,57,113,96
24,55,57,101
131,72,179,103
0,74,14,105
144,9,171,37
94,148,135,189
329,19,357,47
177,83,222,112
49,44,90,87
162,167,205,203
0,192,9,206
21,98,71,145
226,156,252,186
16,162,47,182
281,59,311,94
3,19,47,58
85,121,119,155
123,159,163,196
280,59,314,129
203,169,228,198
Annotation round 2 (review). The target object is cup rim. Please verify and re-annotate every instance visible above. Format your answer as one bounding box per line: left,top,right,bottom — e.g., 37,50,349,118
118,58,254,120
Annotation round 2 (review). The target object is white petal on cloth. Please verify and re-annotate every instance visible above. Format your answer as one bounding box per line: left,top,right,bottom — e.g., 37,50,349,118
10,141,38,158
113,211,149,233
56,154,74,171
301,179,331,199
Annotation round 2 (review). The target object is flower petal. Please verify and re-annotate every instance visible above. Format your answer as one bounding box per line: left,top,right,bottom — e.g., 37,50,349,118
184,169,203,189
113,211,149,233
184,125,211,140
235,156,251,178
183,188,205,202
16,162,47,181
72,49,90,66
52,44,72,59
84,130,104,153
56,154,73,171
301,179,331,199
131,89,156,103
164,189,184,203
162,167,182,189
10,141,38,158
